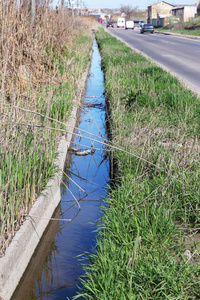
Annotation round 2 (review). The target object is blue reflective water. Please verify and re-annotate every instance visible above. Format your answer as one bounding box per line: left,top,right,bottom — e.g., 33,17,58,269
12,39,109,300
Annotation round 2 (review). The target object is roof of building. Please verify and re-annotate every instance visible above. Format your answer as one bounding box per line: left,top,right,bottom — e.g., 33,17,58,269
148,1,175,8
172,4,196,10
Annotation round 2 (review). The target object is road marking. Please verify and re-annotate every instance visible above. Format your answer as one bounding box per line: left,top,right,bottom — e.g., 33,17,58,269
161,54,200,72
160,41,176,45
161,54,175,57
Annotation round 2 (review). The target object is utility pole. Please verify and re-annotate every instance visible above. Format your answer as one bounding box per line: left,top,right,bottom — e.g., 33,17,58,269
31,0,36,20
77,0,80,16
72,0,74,19
83,2,87,14
80,0,82,15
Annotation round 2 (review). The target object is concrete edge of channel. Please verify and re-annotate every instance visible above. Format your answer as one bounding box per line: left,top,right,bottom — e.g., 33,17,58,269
0,47,93,300
103,26,200,97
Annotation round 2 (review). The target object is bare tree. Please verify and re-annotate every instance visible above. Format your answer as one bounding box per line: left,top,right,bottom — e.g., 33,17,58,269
120,5,138,20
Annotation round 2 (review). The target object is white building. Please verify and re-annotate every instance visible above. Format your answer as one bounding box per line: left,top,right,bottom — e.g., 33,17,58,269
172,5,197,22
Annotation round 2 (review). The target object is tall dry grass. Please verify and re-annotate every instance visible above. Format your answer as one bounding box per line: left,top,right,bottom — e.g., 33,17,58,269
0,1,94,256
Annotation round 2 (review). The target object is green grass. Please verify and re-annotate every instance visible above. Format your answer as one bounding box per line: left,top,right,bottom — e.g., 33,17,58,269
73,27,200,299
156,27,200,36
156,17,200,36
155,16,200,36
0,29,93,254
174,29,200,36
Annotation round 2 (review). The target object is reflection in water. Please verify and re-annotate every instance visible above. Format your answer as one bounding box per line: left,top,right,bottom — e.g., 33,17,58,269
12,208,61,300
12,38,109,300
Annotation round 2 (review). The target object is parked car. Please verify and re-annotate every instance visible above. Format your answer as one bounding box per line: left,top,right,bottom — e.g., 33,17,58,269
125,20,134,30
139,21,145,27
140,23,154,34
133,20,145,27
107,21,114,28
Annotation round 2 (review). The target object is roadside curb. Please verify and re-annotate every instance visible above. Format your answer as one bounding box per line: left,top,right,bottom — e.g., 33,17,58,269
0,48,92,300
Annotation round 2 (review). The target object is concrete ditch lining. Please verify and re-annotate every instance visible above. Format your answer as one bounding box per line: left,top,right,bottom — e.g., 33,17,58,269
0,49,93,300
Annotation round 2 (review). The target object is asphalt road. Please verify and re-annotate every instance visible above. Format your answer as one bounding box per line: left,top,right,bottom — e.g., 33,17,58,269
105,26,200,95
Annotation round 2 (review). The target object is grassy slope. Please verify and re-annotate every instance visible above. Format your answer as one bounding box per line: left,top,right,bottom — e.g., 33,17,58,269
156,27,200,36
156,16,200,36
74,28,200,299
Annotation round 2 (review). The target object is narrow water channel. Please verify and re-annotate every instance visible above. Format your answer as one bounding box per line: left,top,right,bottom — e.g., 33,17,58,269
12,38,109,300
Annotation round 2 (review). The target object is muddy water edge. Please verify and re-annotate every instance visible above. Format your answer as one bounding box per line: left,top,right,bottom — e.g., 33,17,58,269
12,38,110,300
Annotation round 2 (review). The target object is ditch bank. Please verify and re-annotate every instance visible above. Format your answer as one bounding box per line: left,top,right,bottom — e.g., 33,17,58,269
0,47,93,300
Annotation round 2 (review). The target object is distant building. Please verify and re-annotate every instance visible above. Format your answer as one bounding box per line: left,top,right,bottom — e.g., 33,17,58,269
147,1,174,26
172,5,197,22
158,14,171,26
197,0,200,15
87,8,101,13
81,8,101,15
87,10,112,22
148,1,197,26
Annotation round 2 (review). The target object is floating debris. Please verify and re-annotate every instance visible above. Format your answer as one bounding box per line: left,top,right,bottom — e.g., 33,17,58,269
69,147,95,156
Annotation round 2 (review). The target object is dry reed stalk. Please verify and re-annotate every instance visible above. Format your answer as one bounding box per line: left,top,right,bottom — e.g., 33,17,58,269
0,0,93,255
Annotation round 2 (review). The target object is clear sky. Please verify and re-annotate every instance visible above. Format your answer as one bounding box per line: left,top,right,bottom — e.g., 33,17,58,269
83,0,196,10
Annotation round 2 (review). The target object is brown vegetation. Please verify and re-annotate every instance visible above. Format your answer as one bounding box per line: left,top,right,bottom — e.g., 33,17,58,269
0,2,75,99
0,1,95,255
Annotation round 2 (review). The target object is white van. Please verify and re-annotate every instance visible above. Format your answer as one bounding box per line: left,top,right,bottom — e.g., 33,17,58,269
117,18,125,28
125,20,134,30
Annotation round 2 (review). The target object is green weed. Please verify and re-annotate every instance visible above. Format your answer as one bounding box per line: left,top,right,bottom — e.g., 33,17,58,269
0,23,93,254
74,28,200,299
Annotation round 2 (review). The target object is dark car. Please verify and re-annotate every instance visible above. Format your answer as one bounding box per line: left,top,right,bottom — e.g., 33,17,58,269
140,23,154,34
106,21,114,28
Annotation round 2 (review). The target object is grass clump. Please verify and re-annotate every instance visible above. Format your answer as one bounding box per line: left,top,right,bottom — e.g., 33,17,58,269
74,27,200,299
156,16,200,36
0,4,94,255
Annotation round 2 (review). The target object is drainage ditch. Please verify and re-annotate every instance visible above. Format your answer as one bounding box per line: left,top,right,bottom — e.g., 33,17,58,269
12,38,110,300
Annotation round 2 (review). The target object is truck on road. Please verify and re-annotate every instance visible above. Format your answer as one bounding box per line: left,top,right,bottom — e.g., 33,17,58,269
117,18,125,28
125,20,134,29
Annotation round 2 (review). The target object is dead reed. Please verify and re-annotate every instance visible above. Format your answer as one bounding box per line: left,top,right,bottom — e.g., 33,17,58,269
0,1,94,256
